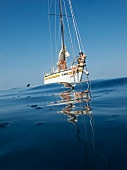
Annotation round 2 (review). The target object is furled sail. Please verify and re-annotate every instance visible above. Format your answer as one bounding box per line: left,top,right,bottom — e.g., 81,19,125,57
58,46,70,62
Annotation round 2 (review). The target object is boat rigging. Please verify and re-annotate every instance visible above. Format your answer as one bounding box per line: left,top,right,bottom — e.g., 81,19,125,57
43,0,89,84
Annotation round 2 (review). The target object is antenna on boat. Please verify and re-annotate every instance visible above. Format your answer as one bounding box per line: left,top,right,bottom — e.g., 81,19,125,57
59,0,65,61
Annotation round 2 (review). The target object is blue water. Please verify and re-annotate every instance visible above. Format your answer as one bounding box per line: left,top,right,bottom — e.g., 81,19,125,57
0,77,127,170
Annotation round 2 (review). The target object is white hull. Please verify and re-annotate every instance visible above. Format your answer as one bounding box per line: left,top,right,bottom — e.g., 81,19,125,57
44,68,83,84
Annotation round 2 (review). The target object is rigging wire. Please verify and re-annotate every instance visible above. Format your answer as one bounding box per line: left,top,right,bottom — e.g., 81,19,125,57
48,0,54,66
48,0,52,14
68,0,85,53
55,0,57,64
70,3,85,53
68,0,81,52
63,0,75,58
73,12,85,53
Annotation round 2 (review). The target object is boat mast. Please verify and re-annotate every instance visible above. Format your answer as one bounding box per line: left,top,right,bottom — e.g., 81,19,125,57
59,0,65,61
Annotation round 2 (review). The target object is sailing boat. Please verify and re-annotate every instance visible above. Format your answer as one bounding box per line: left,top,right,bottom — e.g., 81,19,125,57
43,0,89,84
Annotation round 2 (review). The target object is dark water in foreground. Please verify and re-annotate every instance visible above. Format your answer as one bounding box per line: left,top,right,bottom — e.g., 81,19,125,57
0,77,127,170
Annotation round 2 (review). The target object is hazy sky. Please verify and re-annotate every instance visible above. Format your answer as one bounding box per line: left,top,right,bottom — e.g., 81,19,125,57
0,0,127,90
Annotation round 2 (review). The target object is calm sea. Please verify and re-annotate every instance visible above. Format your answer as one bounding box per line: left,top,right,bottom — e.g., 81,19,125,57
0,77,127,170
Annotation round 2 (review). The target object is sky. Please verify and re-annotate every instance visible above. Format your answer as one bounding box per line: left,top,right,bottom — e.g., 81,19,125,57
0,0,127,90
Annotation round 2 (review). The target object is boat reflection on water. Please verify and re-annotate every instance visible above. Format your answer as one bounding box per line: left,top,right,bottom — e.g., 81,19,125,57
57,82,92,123
48,82,108,170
